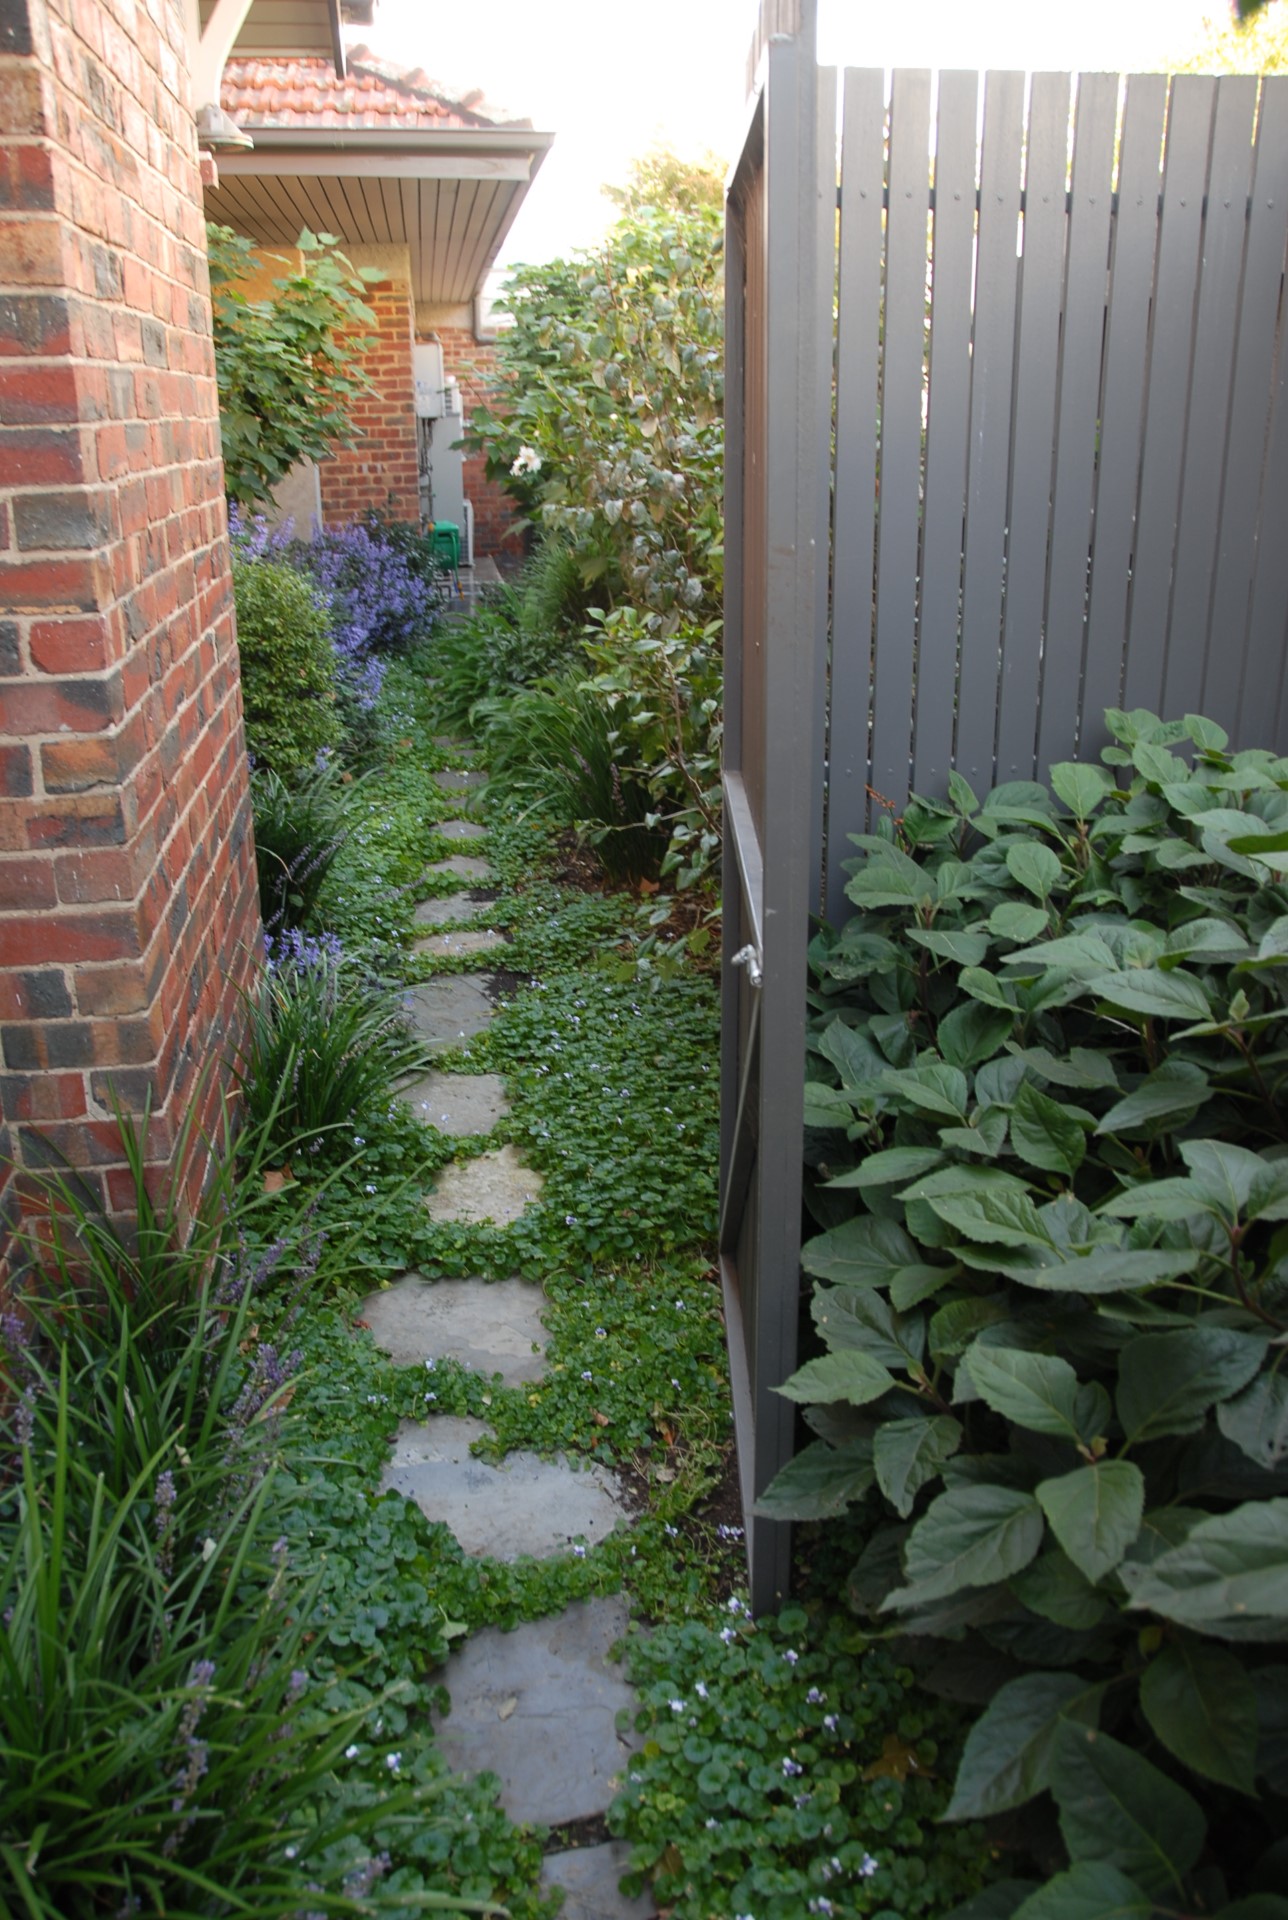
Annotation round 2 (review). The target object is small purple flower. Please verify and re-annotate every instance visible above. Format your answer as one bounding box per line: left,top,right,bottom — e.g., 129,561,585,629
344,1853,392,1898
0,1310,30,1362
264,927,345,975
155,1470,176,1524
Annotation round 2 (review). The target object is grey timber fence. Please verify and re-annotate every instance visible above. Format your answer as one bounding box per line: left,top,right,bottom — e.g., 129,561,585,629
721,0,1288,1610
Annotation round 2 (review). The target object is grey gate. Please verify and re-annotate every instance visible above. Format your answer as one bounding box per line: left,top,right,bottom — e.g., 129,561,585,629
722,0,1288,1610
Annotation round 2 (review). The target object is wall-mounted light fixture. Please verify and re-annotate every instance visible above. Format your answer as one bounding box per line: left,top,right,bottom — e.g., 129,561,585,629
196,102,255,150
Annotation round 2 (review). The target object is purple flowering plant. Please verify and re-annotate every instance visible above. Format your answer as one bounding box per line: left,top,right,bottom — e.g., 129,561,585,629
229,508,443,733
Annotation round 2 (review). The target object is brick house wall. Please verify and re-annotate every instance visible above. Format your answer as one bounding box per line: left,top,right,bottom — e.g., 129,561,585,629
432,324,524,561
319,264,418,526
0,0,261,1278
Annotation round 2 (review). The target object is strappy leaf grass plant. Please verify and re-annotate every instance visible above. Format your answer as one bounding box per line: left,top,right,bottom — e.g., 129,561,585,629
475,675,665,884
0,1112,480,1918
233,945,428,1160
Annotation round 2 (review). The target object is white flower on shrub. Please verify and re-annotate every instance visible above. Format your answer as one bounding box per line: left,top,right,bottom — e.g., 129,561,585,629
510,445,542,477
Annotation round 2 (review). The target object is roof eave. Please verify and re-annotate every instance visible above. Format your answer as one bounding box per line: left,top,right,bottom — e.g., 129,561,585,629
233,125,555,155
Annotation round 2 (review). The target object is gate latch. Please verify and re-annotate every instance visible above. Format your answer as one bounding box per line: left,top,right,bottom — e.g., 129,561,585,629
729,943,764,989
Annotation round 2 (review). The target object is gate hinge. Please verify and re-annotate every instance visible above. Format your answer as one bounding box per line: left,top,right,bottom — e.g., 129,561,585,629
729,943,764,989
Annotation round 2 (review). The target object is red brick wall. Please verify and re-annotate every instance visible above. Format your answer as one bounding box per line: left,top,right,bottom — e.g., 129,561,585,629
319,274,418,525
433,327,525,559
0,0,261,1278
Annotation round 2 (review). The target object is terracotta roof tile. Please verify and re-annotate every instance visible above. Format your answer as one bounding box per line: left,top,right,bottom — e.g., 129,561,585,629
221,49,531,132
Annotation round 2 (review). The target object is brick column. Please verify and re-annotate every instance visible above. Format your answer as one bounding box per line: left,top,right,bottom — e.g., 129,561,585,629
319,269,419,524
0,0,261,1276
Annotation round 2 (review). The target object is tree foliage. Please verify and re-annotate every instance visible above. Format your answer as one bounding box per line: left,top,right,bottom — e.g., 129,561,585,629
465,159,726,897
468,194,724,624
1173,0,1288,72
602,144,726,218
208,225,379,507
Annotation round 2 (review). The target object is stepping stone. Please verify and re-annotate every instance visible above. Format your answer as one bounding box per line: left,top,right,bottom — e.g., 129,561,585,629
432,735,473,752
431,1596,639,1824
360,1273,547,1385
401,1068,509,1134
384,1419,629,1562
438,819,487,842
436,854,492,883
541,1843,655,1920
413,927,507,962
435,768,488,791
413,891,500,928
404,976,496,1051
425,1145,542,1226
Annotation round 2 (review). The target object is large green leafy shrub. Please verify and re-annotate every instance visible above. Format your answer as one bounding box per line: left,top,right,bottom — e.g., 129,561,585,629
233,556,342,772
766,709,1288,1915
208,225,378,509
581,605,722,890
469,201,723,622
465,170,725,896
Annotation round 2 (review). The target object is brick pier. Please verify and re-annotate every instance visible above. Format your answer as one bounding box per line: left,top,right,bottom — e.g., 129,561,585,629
0,0,261,1274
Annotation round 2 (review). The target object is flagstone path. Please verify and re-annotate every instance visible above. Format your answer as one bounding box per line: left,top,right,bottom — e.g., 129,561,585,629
360,752,656,1919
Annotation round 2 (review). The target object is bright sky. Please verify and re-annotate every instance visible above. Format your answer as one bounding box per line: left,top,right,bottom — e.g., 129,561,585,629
357,1,1220,270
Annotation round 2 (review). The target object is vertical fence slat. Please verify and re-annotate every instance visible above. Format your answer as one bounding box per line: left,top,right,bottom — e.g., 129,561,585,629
1123,76,1216,712
1214,80,1288,735
955,70,1025,790
742,158,768,831
826,66,886,926
913,71,979,802
1037,71,1118,770
995,72,1071,781
1247,299,1288,747
1165,76,1259,718
810,65,839,908
1082,74,1168,738
870,68,934,820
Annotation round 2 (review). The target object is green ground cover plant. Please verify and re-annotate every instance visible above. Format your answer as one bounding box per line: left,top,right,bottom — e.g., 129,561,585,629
611,1604,994,1920
227,645,999,1916
767,708,1288,1915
